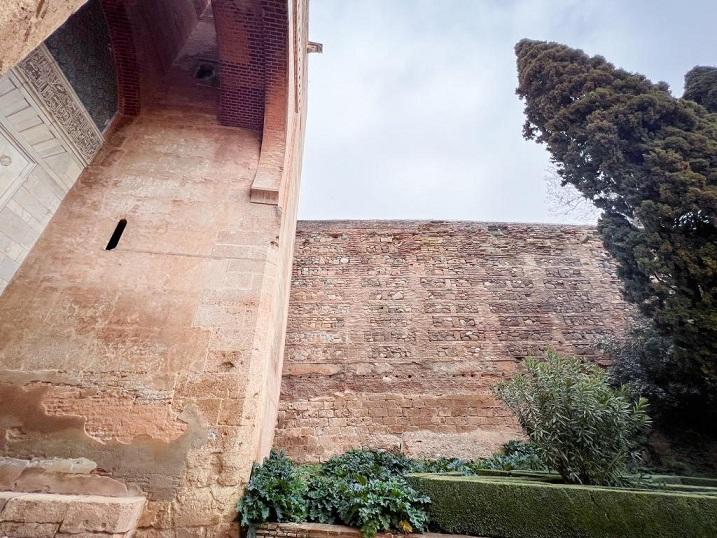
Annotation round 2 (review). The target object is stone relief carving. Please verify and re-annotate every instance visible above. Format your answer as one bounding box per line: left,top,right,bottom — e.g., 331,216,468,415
16,45,102,164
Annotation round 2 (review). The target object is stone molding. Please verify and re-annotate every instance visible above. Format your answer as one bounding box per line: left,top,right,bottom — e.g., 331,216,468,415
14,44,103,165
0,123,36,210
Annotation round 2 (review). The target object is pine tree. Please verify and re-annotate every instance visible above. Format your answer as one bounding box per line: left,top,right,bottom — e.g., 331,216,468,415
514,40,717,390
684,66,717,113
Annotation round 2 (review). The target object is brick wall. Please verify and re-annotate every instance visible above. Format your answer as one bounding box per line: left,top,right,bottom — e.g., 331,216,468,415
275,221,634,462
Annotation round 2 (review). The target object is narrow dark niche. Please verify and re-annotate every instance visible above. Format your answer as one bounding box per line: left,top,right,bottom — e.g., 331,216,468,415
105,219,127,250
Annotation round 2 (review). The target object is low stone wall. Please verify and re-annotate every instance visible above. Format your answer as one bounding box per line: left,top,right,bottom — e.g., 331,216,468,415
257,522,479,538
0,491,145,537
277,221,634,462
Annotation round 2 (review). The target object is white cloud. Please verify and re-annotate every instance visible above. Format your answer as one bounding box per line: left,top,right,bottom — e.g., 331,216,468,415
299,0,717,223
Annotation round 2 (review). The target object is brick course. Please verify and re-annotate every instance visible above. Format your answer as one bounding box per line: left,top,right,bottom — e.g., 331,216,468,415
275,221,634,462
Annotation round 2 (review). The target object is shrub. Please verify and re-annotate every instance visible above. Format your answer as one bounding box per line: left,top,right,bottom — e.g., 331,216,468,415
305,473,343,524
412,456,474,474
408,473,717,538
323,448,414,480
495,352,651,486
604,320,716,428
237,450,307,527
336,476,430,538
475,440,547,472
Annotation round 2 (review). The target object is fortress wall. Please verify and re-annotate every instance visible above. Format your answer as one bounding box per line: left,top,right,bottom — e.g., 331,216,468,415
275,221,635,462
0,1,310,534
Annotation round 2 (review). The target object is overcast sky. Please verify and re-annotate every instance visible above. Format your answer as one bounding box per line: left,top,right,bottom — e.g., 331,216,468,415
298,0,717,224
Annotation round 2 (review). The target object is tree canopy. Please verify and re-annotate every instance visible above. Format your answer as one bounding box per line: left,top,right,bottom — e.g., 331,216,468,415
684,66,717,113
514,40,717,388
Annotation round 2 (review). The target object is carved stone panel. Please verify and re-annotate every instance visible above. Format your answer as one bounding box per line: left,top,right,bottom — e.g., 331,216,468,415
0,126,35,209
16,45,103,164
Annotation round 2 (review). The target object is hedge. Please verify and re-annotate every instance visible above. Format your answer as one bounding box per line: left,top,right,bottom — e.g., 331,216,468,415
407,473,717,538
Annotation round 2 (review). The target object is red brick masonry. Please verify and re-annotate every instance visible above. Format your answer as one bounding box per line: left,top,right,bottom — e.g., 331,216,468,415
276,221,634,462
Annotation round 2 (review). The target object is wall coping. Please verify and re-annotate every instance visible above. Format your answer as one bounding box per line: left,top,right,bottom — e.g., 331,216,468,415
257,522,483,538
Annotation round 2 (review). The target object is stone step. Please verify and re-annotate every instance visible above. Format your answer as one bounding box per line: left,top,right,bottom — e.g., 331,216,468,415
0,491,145,538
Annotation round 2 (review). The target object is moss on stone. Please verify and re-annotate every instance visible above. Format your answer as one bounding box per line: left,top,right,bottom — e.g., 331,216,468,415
407,473,717,538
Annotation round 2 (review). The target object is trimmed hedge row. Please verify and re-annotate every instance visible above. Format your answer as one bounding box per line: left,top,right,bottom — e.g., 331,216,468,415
407,473,717,538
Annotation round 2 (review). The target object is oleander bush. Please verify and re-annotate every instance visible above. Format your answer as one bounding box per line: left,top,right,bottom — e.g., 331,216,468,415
495,352,652,486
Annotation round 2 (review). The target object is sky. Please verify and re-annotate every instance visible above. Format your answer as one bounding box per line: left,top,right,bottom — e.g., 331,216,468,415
297,0,717,224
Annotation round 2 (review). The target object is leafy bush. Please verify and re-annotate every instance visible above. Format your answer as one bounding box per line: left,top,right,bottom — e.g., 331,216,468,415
337,476,430,538
237,450,307,527
604,321,716,428
495,352,651,486
237,449,431,538
475,440,546,472
323,448,415,480
305,473,343,524
412,456,474,474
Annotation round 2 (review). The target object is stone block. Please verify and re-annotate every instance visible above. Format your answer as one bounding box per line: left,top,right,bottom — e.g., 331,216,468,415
59,495,146,534
0,521,59,538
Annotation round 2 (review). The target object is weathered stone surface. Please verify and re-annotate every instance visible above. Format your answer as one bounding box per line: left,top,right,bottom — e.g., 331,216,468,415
0,1,89,75
0,491,144,536
2,492,71,522
276,221,635,462
256,522,482,538
0,521,59,538
59,495,145,533
0,0,308,534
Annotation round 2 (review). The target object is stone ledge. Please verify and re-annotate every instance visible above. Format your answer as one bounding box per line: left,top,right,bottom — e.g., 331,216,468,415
0,491,145,537
256,522,483,538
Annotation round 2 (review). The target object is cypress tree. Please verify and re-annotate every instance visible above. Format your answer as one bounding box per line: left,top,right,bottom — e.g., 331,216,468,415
684,66,717,113
515,40,717,391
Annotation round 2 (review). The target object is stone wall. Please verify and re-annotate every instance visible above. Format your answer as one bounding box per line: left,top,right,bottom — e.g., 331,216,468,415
0,1,310,534
275,221,634,462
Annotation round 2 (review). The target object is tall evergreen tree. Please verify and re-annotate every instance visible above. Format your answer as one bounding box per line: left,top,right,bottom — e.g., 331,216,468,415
514,40,717,390
684,66,717,113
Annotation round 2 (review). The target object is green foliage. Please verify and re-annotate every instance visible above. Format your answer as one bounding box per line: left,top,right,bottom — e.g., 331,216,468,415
323,448,415,480
495,352,651,485
684,66,717,113
515,40,717,392
408,473,717,538
305,474,343,524
237,450,307,527
604,320,716,428
475,440,547,471
412,456,475,474
237,449,430,538
336,476,430,538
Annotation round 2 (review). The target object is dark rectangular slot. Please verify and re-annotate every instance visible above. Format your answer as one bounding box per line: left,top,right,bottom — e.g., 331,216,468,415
105,219,127,250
